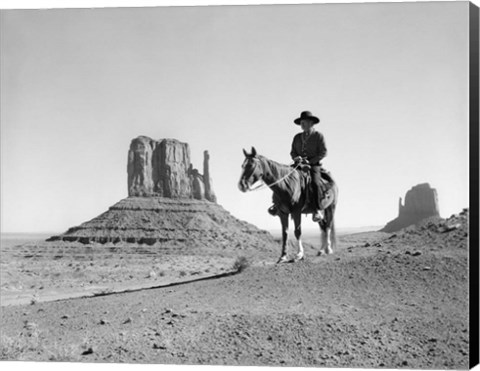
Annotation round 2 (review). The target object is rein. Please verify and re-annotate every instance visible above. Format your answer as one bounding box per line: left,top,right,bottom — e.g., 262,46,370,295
248,162,301,192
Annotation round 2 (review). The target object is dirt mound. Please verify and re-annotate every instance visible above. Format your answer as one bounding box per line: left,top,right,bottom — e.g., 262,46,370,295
382,208,469,250
0,241,468,368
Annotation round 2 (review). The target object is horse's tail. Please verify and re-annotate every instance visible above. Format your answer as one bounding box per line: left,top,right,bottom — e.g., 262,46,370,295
329,185,338,249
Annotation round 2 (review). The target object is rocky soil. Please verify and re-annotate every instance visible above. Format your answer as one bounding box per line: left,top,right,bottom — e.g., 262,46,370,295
0,210,470,368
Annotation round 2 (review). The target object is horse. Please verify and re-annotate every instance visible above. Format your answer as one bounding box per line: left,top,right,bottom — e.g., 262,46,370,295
238,147,338,263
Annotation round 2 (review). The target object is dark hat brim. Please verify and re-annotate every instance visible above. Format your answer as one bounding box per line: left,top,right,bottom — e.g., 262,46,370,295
294,116,320,125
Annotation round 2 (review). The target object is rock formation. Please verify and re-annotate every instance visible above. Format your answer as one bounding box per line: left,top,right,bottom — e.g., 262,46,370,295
127,136,215,202
47,197,275,247
49,136,276,250
381,183,440,232
203,150,216,203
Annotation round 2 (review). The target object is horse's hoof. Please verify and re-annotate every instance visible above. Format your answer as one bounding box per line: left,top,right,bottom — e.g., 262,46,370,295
276,256,289,264
294,255,305,262
317,251,324,256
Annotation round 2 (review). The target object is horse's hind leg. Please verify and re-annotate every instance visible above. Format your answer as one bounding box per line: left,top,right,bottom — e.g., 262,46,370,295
318,223,327,255
277,213,289,264
292,212,304,262
319,207,334,255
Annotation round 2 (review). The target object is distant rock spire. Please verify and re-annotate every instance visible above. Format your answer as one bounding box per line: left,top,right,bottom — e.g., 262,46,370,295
203,150,217,203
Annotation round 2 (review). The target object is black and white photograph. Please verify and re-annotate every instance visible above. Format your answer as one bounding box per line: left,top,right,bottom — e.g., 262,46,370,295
1,0,478,370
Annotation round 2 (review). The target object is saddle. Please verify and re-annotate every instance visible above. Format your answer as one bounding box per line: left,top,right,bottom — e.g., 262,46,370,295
292,162,334,212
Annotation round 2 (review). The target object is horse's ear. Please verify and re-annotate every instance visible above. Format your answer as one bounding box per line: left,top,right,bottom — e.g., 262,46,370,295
243,148,249,157
251,147,257,157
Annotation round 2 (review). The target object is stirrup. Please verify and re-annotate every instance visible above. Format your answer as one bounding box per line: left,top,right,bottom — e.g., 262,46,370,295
312,211,323,222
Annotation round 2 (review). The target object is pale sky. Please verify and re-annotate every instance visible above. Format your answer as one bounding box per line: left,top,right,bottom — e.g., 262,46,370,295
1,1,471,233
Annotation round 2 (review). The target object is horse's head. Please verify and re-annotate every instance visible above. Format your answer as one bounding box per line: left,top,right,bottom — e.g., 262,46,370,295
238,147,263,192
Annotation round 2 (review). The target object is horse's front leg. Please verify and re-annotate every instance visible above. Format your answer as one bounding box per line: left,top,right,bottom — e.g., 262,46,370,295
277,213,289,264
292,212,304,262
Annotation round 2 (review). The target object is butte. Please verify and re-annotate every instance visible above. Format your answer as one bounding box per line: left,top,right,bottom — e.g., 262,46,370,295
48,136,277,252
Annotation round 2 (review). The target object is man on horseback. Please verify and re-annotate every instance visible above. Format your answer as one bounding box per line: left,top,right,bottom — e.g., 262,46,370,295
268,110,329,222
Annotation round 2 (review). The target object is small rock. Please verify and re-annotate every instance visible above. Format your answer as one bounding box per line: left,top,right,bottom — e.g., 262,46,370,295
123,317,132,324
23,321,37,330
153,343,166,350
141,308,148,313
428,338,438,342
148,271,157,279
412,251,422,256
61,315,70,320
402,360,408,366
364,243,371,247
423,266,432,271
439,223,461,233
99,319,109,325
81,347,94,356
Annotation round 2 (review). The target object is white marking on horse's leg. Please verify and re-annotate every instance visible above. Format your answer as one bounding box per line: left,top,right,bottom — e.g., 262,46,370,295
319,227,327,255
295,238,304,261
293,213,304,261
277,235,289,263
325,228,333,255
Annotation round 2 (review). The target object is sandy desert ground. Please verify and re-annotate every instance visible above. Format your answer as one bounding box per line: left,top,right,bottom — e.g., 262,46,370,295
0,210,470,368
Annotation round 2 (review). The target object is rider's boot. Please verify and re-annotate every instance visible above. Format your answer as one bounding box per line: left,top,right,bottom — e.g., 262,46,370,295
268,205,278,216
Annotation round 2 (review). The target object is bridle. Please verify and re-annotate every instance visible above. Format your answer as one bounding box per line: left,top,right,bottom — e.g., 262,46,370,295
242,157,301,192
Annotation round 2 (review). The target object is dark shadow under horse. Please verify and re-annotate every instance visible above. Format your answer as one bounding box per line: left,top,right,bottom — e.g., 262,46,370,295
238,147,338,263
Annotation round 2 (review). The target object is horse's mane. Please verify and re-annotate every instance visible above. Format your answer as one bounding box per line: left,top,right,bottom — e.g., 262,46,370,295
257,155,293,178
257,155,302,203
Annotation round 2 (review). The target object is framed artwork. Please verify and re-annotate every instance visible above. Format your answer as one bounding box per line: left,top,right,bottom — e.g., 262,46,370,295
1,1,478,370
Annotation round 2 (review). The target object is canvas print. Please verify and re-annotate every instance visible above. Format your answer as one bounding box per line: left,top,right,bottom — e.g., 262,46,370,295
0,1,477,369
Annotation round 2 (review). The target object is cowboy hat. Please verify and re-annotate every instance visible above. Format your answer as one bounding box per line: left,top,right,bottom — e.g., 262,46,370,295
294,111,320,125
